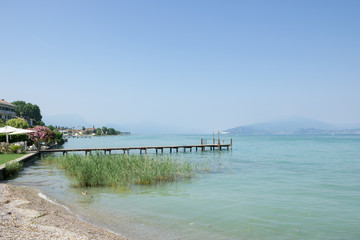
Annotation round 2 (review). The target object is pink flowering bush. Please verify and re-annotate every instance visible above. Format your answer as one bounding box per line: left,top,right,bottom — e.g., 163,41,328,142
28,126,55,144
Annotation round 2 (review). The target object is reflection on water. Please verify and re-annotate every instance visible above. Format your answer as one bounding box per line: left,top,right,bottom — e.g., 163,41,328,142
7,135,360,240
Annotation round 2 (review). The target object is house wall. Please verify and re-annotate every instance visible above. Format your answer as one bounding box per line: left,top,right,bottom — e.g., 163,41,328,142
0,103,16,121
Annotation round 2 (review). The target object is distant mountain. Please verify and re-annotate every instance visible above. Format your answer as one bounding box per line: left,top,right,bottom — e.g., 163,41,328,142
224,117,360,135
43,114,90,128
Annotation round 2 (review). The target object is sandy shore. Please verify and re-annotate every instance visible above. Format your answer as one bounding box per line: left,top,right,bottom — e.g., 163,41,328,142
0,183,128,240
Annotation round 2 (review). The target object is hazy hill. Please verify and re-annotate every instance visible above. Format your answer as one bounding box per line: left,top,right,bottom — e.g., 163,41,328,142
225,117,339,135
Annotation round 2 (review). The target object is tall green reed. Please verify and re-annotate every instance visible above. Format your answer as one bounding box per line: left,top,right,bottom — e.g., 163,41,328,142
4,161,23,179
44,153,196,188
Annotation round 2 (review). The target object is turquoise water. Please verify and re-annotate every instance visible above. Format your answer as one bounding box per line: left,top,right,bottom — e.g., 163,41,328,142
7,135,360,239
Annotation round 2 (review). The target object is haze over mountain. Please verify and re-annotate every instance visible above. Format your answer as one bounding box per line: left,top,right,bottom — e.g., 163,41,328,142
225,117,360,135
43,114,360,135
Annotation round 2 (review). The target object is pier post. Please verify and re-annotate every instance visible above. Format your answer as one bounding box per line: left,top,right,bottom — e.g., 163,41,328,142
218,138,220,151
145,149,147,155
85,151,88,156
230,138,232,149
156,149,158,154
184,147,186,152
127,149,130,155
170,148,172,153
161,148,164,154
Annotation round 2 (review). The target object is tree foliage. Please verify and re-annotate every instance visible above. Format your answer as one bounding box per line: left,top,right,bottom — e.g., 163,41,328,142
107,128,116,135
102,127,108,134
54,131,65,145
11,101,42,122
6,119,30,129
28,126,55,144
0,119,5,127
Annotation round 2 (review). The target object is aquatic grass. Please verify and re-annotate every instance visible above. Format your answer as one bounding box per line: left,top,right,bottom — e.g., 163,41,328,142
4,161,23,179
44,153,196,188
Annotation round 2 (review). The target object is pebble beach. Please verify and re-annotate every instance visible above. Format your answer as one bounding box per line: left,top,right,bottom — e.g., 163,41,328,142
0,183,127,240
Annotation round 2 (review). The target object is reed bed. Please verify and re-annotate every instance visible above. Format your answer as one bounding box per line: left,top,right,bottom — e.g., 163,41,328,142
44,153,196,187
4,161,23,179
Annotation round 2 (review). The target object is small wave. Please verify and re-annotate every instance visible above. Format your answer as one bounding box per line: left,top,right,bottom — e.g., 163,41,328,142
38,192,70,211
37,192,124,237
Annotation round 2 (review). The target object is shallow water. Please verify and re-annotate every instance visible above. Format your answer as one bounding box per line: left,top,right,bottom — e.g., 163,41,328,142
7,134,360,239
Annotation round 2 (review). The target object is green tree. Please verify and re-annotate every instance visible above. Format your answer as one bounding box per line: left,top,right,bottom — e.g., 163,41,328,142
96,128,102,136
102,127,108,134
107,128,116,135
36,120,45,126
0,118,5,127
54,131,65,145
48,125,55,131
6,119,30,129
12,101,42,123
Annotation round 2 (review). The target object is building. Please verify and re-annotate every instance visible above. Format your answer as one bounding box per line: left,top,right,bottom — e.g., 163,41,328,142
86,127,96,134
0,99,16,121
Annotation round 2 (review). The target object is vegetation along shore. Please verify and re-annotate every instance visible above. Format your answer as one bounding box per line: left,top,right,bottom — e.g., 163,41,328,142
43,154,196,188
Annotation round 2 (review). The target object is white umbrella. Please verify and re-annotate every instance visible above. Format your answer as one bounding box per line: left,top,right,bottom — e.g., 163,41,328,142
0,126,20,143
9,129,35,135
9,129,35,151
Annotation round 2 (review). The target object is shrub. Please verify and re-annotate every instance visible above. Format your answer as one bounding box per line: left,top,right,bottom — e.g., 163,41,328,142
28,126,55,144
0,142,10,154
4,161,23,178
9,144,25,154
54,131,65,145
0,134,28,144
6,119,29,129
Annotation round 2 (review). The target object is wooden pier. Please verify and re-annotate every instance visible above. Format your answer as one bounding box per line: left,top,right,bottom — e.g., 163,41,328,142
40,142,232,156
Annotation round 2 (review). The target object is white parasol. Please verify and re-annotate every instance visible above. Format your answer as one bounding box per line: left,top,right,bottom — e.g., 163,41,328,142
9,129,35,135
0,126,20,143
9,128,35,151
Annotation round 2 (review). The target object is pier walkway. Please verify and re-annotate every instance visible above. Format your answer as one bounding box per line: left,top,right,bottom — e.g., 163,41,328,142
40,143,232,156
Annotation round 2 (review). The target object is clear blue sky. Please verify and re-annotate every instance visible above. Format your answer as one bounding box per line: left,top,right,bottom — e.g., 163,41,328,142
1,0,359,132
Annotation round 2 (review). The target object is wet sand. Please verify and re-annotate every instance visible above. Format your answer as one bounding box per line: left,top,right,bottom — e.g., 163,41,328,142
0,183,128,240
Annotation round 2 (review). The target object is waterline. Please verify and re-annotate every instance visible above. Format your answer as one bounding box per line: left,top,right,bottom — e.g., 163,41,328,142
7,134,360,239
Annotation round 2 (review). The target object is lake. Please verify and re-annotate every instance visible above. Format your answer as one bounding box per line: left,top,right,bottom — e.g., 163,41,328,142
8,134,360,240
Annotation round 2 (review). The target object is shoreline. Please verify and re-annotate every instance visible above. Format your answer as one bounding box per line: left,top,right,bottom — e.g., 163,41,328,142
0,183,128,240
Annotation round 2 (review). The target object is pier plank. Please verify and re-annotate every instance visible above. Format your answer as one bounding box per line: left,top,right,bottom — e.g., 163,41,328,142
40,144,231,155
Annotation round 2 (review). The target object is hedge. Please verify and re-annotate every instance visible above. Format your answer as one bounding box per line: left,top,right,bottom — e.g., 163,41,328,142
0,134,29,143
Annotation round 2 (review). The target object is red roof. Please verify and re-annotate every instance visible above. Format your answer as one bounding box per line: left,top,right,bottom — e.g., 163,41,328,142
0,99,15,107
